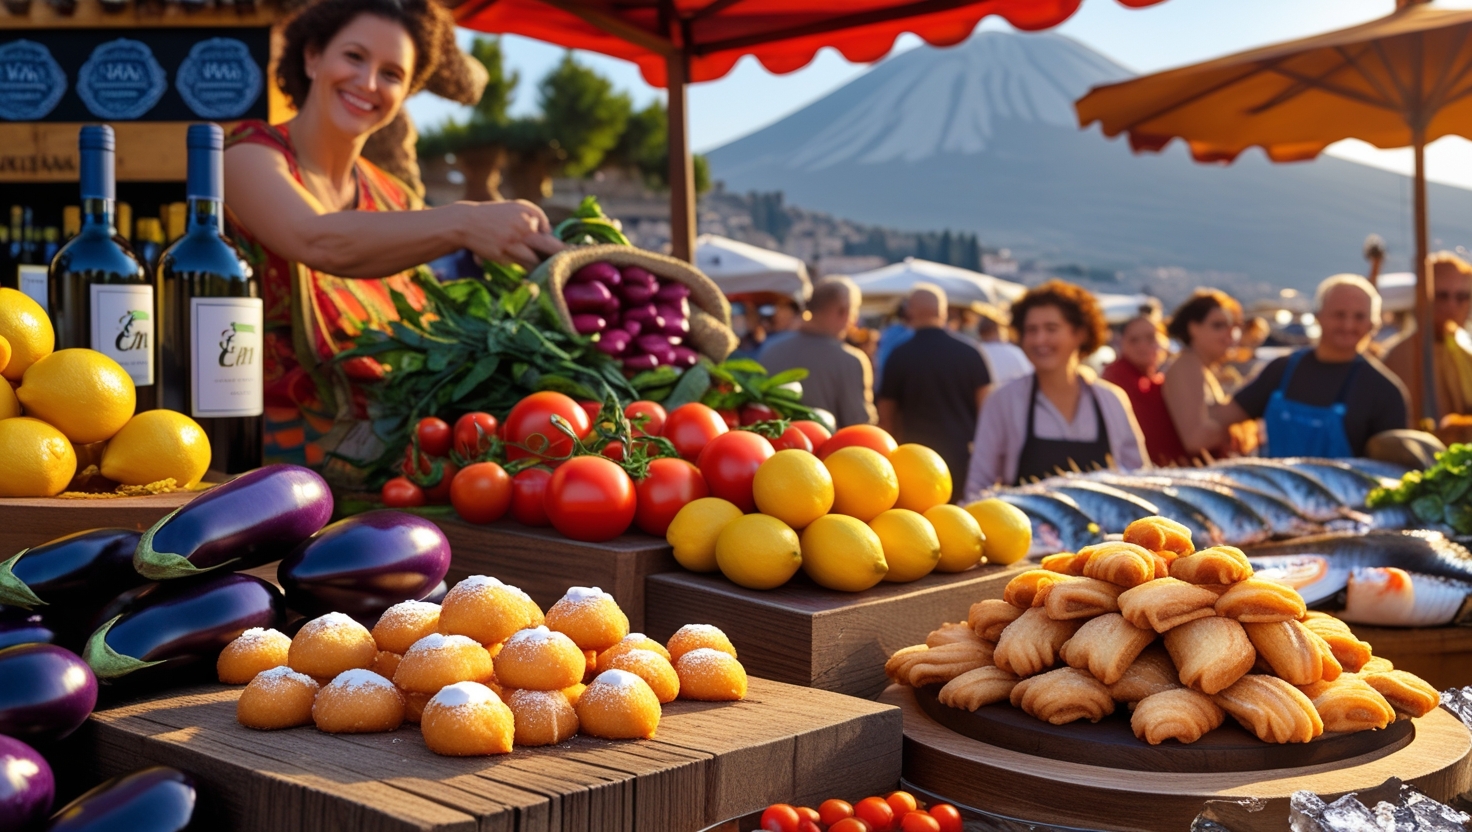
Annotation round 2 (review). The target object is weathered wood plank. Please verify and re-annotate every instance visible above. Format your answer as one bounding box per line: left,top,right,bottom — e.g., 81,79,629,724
0,491,193,555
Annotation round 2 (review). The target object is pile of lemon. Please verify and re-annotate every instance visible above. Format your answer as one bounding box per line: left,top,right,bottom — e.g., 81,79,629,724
665,436,1034,593
0,288,211,497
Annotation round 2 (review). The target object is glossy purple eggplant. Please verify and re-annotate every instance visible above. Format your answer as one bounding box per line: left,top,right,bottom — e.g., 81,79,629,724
133,464,332,581
47,767,195,832
278,511,451,618
0,736,52,832
0,644,97,742
0,607,56,651
0,529,144,612
83,573,284,682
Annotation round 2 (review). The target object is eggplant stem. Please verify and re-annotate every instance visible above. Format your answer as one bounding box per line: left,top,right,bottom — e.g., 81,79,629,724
133,506,240,580
83,615,166,680
0,550,45,609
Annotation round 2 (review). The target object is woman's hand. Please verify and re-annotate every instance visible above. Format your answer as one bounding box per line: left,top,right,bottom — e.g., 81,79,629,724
459,200,566,270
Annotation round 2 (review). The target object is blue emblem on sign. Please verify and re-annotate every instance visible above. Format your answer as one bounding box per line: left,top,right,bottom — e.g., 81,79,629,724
0,40,67,121
77,38,167,120
176,38,262,119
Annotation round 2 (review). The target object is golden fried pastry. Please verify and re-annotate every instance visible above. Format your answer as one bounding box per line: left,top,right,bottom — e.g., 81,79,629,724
506,688,580,747
393,633,494,694
1170,546,1253,585
1360,656,1395,674
1360,670,1439,719
438,575,544,647
1214,579,1307,623
1108,646,1184,703
937,666,1020,711
928,621,988,648
1164,617,1256,695
218,627,292,684
1123,516,1195,557
1299,677,1395,733
1244,620,1328,686
288,613,379,684
312,669,405,734
666,624,737,664
885,644,930,683
236,666,319,729
372,650,402,680
1059,613,1157,686
1079,542,1156,588
675,647,748,701
421,682,515,756
494,626,587,691
1131,689,1223,745
1040,551,1091,576
1302,613,1374,672
1010,667,1115,725
969,599,1025,642
1148,550,1176,581
371,600,441,654
993,607,1081,678
597,633,672,672
402,690,430,724
1040,577,1123,621
545,586,630,652
1213,674,1323,743
605,648,681,703
902,641,994,686
1116,578,1220,634
563,682,586,706
576,669,662,739
1003,570,1079,609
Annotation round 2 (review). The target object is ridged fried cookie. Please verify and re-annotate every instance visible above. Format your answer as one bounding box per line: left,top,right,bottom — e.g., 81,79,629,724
1117,578,1220,633
1080,541,1156,588
1040,577,1123,621
1108,645,1184,704
1243,620,1328,686
1212,674,1323,744
993,607,1082,678
1360,670,1439,719
1302,613,1374,673
1010,667,1116,725
1040,551,1091,576
937,666,1021,711
904,641,995,687
1123,516,1195,558
1058,613,1157,686
928,621,989,648
1170,546,1253,585
969,599,1023,642
1214,578,1307,623
1131,688,1224,745
1004,570,1080,609
1163,617,1256,695
1298,677,1395,734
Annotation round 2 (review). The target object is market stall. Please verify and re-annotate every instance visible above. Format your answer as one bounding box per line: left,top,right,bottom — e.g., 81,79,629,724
850,257,1026,314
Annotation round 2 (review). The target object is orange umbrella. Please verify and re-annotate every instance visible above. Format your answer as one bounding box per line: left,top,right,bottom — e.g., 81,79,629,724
1076,0,1472,422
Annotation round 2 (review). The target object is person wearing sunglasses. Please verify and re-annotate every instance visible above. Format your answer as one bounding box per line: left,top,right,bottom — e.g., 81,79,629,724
1385,252,1472,421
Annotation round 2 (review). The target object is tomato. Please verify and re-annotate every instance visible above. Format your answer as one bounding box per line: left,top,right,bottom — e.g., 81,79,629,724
855,796,895,832
795,807,821,824
760,804,801,832
416,416,452,458
634,458,709,536
818,424,898,460
625,400,667,438
739,402,779,425
798,822,822,832
717,408,740,429
545,455,637,542
820,799,855,825
830,819,873,832
579,400,605,427
661,403,728,461
381,476,425,507
771,425,813,453
453,412,499,459
791,419,832,449
899,812,940,832
510,468,553,527
927,804,963,832
695,430,774,513
505,392,592,462
450,462,512,524
886,792,919,818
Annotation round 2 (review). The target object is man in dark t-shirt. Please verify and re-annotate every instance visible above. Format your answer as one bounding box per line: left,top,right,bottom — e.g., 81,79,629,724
877,284,992,482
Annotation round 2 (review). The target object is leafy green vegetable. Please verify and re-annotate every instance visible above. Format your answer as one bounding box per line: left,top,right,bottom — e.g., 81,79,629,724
1368,443,1472,533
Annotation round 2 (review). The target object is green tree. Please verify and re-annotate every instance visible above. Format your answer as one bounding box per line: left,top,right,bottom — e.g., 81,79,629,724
468,36,518,126
605,99,711,194
538,52,631,177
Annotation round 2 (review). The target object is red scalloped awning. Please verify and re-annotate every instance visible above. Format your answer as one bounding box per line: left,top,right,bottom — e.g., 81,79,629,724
455,0,1167,87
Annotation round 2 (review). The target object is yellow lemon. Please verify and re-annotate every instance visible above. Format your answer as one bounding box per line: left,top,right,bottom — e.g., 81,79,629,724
823,446,898,522
101,410,212,487
964,498,1032,565
0,288,54,382
869,509,941,583
800,514,888,592
925,504,986,572
889,444,952,512
0,417,77,497
0,334,10,376
0,380,18,421
16,349,135,445
714,514,802,590
752,449,834,529
667,497,744,572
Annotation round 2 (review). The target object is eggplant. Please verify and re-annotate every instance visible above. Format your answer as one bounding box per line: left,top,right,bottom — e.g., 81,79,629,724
83,573,284,681
134,464,332,580
601,295,622,318
622,354,659,371
422,580,449,605
0,736,52,832
571,314,606,335
571,261,621,286
0,608,56,651
595,330,632,357
278,511,451,619
621,319,642,337
670,346,700,368
0,529,144,612
47,767,195,832
0,644,97,742
620,281,656,304
659,313,690,338
620,265,657,288
654,282,690,304
563,281,613,313
635,334,678,365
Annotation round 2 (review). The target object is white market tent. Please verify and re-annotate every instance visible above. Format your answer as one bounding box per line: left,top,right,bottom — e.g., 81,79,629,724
694,234,812,302
848,257,1026,310
1096,292,1159,325
1377,272,1416,314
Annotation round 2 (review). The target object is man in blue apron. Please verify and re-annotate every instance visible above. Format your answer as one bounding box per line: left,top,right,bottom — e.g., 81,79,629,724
1210,274,1408,458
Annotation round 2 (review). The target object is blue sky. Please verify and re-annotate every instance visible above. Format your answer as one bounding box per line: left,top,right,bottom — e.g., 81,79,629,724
405,0,1472,188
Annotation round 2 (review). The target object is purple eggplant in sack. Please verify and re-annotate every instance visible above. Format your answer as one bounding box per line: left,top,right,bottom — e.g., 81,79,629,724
0,529,144,612
47,767,195,832
278,511,451,619
0,644,97,743
0,736,52,832
133,465,332,580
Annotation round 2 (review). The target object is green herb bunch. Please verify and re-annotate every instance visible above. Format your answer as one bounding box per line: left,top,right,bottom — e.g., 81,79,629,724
1367,443,1472,533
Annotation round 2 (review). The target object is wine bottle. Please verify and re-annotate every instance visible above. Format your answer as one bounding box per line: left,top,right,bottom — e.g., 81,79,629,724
62,206,80,241
50,125,157,411
16,208,48,311
160,123,262,473
117,202,133,244
42,227,59,263
135,218,164,273
165,202,186,243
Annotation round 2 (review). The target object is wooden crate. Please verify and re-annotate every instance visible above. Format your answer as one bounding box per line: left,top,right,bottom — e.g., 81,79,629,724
644,564,1030,699
0,492,194,555
79,678,901,832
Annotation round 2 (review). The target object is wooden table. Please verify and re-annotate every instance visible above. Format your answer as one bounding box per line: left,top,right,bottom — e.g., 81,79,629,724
79,678,900,832
644,564,1030,699
1349,624,1472,690
0,492,195,555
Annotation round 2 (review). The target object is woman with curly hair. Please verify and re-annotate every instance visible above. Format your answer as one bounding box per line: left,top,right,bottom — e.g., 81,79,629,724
963,280,1147,496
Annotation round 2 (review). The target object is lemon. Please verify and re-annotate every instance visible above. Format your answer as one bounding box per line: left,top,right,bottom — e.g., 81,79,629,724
715,514,802,590
889,444,952,512
964,498,1032,565
925,504,986,572
0,417,77,497
667,497,744,572
0,288,54,382
823,446,898,522
870,509,941,583
101,410,212,487
16,349,135,445
0,334,10,376
0,380,18,422
752,449,834,529
800,514,888,592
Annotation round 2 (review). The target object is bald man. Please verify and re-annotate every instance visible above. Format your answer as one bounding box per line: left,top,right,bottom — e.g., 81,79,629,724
877,283,992,483
1385,252,1472,419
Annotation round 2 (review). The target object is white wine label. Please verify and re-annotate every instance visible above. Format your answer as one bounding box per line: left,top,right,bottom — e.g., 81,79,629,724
191,297,263,418
18,265,47,312
90,283,153,386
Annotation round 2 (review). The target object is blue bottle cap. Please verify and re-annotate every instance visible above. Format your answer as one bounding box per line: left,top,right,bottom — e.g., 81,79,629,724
186,122,224,201
78,124,115,201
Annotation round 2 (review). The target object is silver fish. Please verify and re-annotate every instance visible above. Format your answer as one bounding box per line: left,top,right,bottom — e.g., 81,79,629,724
1334,457,1413,481
1219,458,1379,508
994,491,1103,555
1042,480,1157,535
1243,529,1472,583
1175,466,1347,523
1148,475,1323,539
1094,476,1253,546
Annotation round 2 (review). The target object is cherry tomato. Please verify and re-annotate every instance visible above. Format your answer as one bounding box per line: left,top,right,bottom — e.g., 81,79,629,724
510,468,553,527
717,408,740,428
450,462,512,524
819,425,898,460
830,819,873,832
772,425,813,453
855,796,895,832
625,400,667,438
661,403,728,461
545,455,636,542
899,811,940,832
795,807,821,824
820,799,856,825
791,419,832,449
415,416,452,458
928,804,963,832
422,460,459,504
886,792,919,818
761,804,801,832
798,822,823,832
634,458,709,536
602,440,625,462
579,400,605,428
740,402,779,425
695,430,774,513
381,476,425,507
504,392,593,463
453,412,499,459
